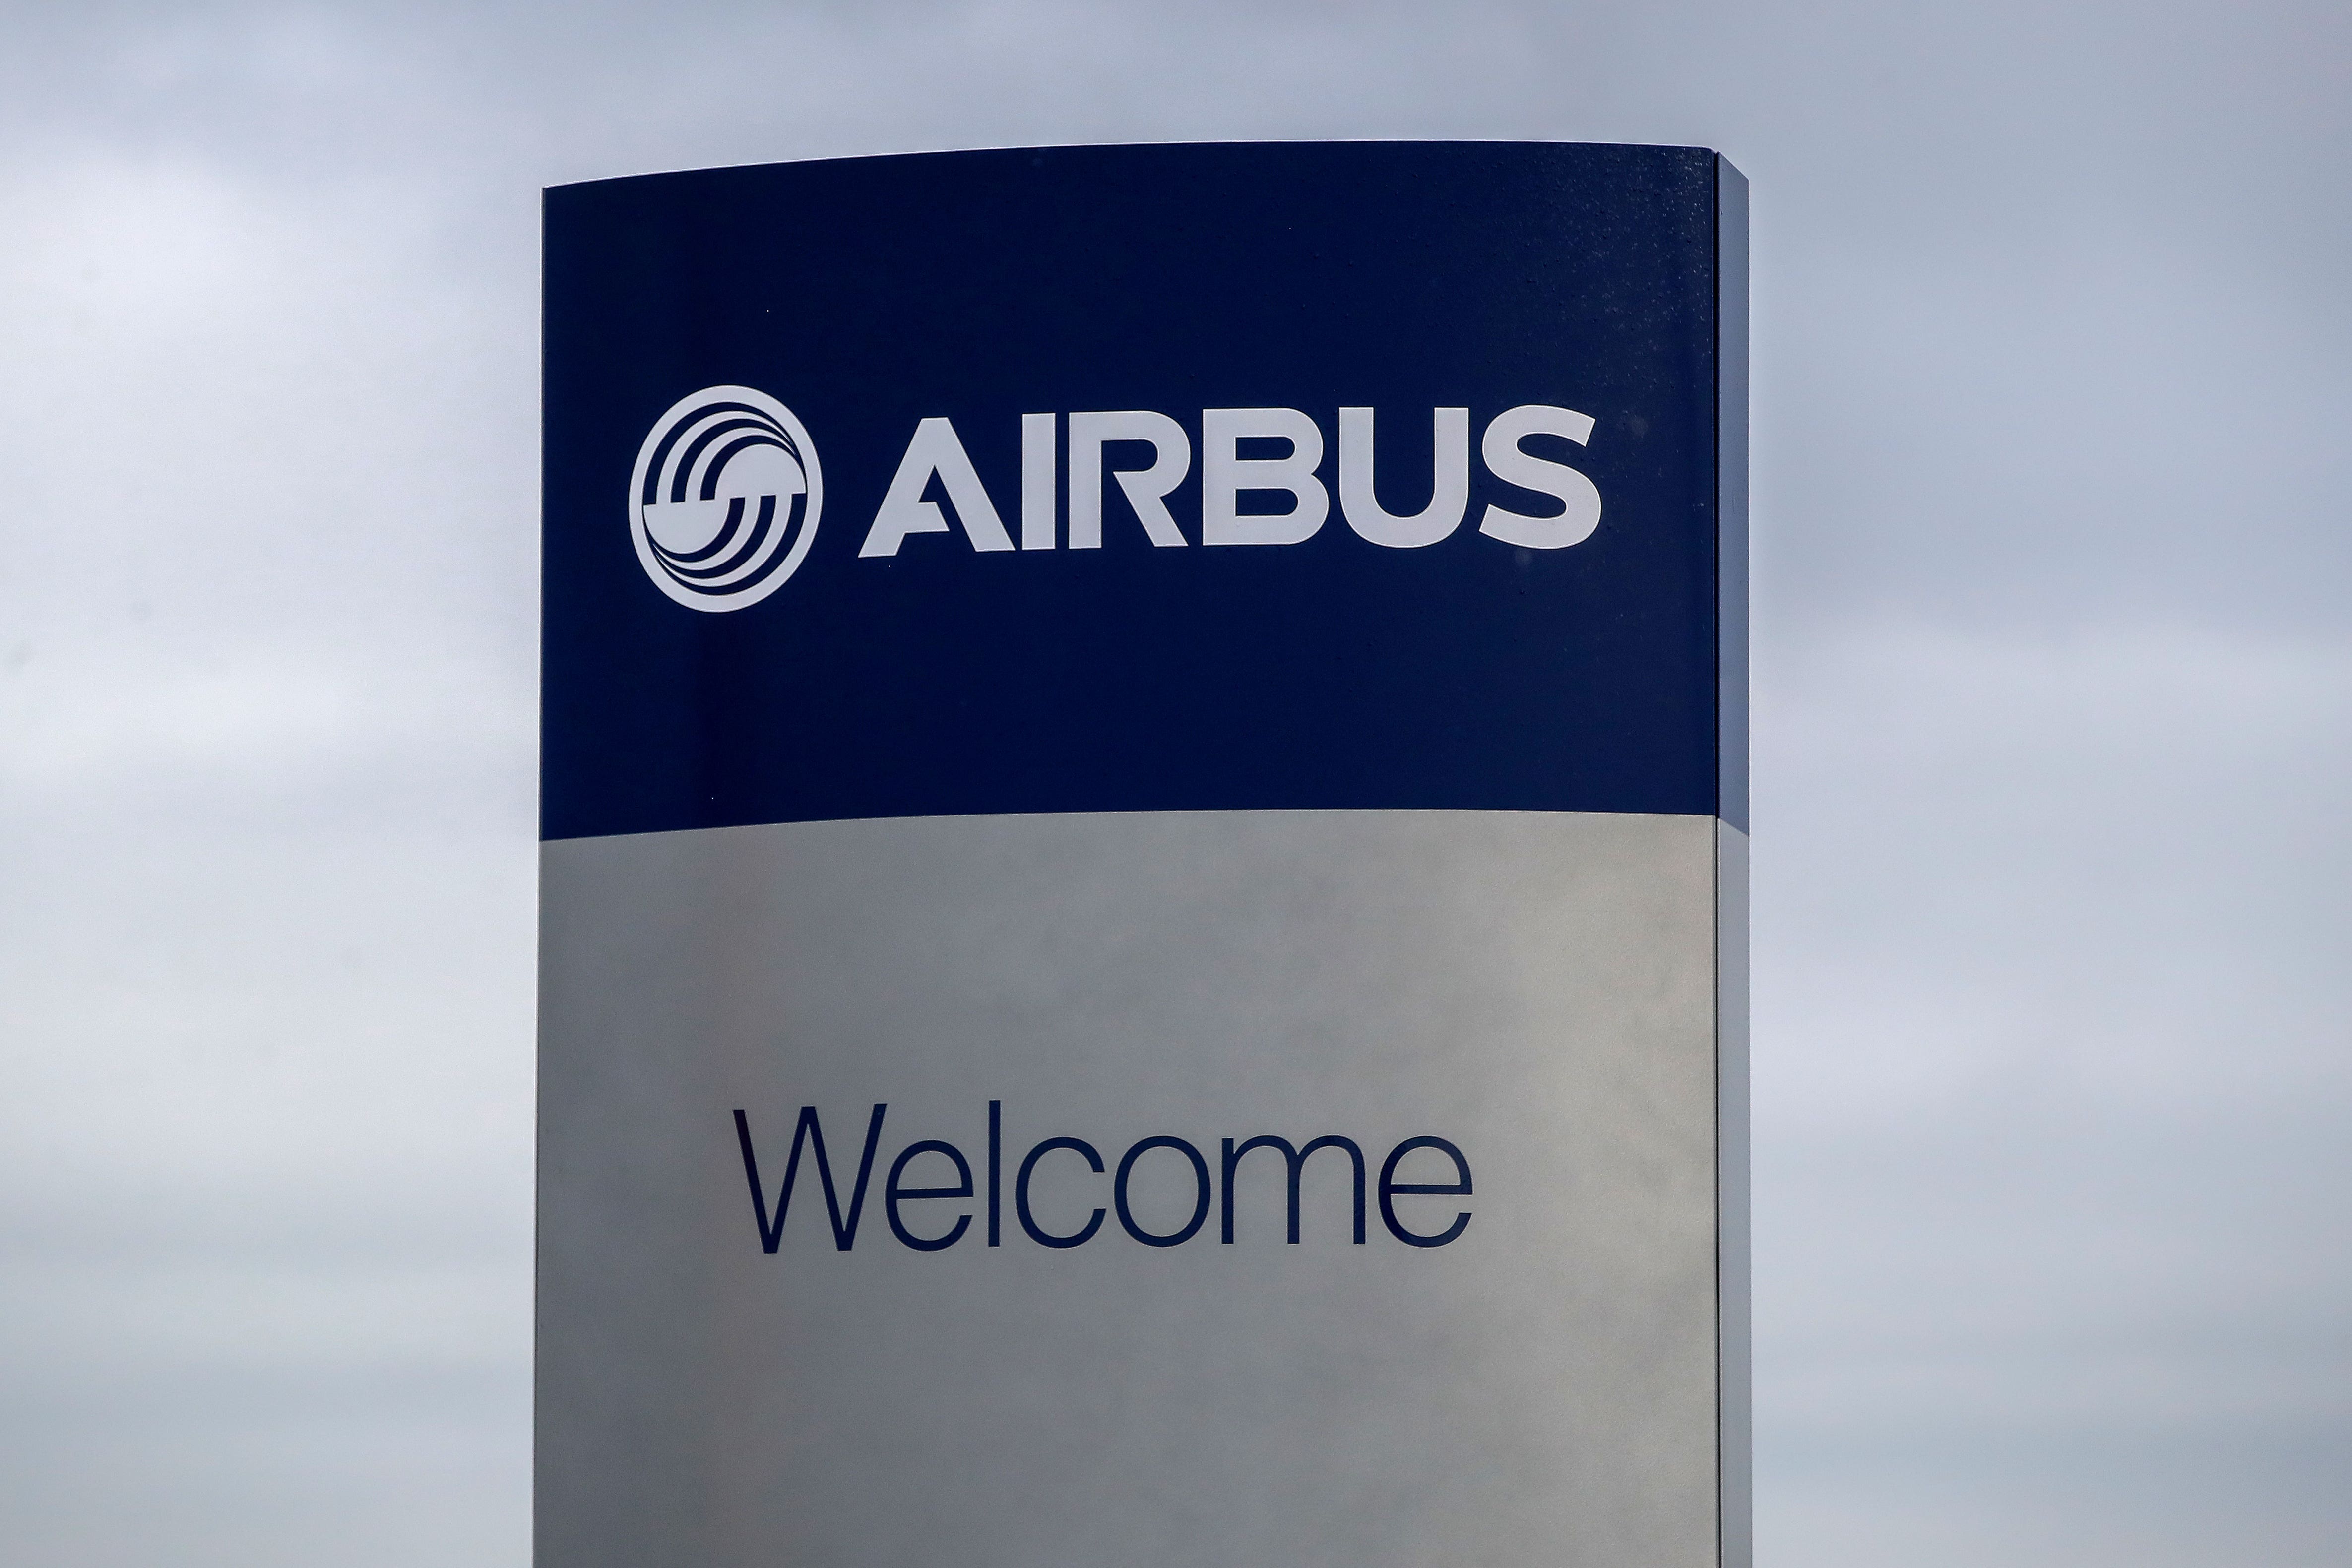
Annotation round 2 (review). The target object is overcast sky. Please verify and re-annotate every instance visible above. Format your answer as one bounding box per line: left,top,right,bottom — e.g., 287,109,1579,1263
1,2,2347,1564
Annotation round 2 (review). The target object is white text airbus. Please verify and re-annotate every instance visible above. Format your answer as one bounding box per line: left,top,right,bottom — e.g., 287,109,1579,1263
859,405,1603,557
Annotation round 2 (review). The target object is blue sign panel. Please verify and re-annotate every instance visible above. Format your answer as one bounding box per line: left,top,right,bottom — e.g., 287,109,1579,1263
542,141,1745,840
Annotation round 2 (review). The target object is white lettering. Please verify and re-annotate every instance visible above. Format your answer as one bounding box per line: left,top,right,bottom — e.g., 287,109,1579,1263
860,417,1016,557
1068,410,1191,548
1020,412,1056,551
1201,407,1328,546
1338,407,1470,548
1477,405,1601,550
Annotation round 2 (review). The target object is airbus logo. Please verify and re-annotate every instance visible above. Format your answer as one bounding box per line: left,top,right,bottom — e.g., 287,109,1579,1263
628,387,823,611
861,405,1602,557
631,393,1599,610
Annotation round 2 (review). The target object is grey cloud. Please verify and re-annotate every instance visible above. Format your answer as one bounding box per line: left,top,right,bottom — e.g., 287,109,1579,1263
1,1,2345,1563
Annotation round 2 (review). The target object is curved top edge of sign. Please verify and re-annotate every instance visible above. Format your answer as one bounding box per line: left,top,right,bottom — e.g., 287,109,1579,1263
543,138,1730,196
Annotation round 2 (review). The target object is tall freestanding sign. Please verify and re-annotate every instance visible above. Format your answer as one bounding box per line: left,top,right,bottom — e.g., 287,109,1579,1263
540,141,1747,1568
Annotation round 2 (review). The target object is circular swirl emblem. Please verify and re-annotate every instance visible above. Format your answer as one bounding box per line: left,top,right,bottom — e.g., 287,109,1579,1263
628,386,823,611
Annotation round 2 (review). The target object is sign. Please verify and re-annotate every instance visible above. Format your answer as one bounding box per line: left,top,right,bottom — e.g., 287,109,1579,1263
539,140,1748,1567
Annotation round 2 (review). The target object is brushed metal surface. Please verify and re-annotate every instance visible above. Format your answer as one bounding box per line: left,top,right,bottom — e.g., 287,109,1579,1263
538,808,1729,1566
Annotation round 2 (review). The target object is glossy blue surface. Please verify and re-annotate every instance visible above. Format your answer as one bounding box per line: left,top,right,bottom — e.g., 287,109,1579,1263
543,141,1741,839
